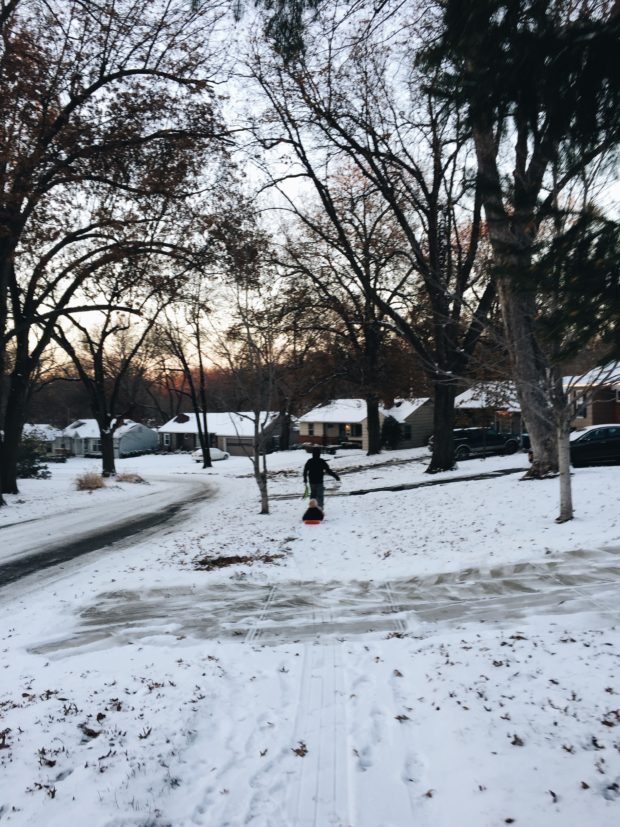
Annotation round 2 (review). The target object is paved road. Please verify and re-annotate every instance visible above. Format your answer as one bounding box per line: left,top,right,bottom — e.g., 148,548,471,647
0,476,213,588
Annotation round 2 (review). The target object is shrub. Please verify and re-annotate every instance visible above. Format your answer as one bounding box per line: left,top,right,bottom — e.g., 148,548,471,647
381,415,401,450
75,472,105,491
17,436,51,479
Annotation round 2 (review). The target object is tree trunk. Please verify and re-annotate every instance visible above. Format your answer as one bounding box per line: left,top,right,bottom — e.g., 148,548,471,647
1,369,31,494
0,247,14,505
101,429,116,477
366,395,381,455
471,123,558,478
496,277,558,478
556,420,573,523
197,409,212,469
253,423,270,514
426,379,458,473
279,409,291,451
255,453,269,514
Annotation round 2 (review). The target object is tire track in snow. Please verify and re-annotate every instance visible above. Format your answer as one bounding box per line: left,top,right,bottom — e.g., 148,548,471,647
244,584,279,644
286,641,351,826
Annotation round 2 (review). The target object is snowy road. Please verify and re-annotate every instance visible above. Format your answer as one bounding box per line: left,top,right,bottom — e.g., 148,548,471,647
0,475,213,587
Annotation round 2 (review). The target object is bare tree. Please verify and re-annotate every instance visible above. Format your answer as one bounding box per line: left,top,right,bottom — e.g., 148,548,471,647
0,0,229,501
213,280,286,514
248,19,494,470
51,276,170,476
275,173,419,454
157,284,216,469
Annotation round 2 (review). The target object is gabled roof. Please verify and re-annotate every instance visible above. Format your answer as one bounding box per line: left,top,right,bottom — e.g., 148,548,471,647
298,399,368,424
300,397,432,424
564,361,620,390
62,419,141,439
455,382,521,413
159,411,279,438
382,398,430,422
22,423,62,442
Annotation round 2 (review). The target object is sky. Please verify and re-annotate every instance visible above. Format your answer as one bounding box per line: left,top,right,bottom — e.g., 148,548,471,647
1,446,619,825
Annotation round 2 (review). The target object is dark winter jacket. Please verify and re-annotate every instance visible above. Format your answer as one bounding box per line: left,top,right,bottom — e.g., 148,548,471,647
303,455,340,484
302,505,324,522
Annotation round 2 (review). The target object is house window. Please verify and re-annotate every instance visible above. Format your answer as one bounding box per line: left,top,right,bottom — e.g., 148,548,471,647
91,439,101,452
308,424,314,436
351,424,362,438
163,433,171,447
574,394,587,418
403,424,412,440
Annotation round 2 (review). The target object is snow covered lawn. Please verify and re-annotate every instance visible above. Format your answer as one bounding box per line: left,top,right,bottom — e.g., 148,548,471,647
1,448,619,826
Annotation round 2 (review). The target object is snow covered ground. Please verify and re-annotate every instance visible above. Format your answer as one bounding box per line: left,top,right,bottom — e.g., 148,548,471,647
1,447,619,826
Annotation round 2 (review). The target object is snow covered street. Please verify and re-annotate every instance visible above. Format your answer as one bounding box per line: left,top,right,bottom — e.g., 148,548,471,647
1,449,619,826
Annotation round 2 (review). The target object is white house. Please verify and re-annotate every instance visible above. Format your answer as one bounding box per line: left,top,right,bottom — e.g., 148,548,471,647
21,423,62,454
158,411,281,456
55,419,158,458
298,397,434,451
297,399,369,449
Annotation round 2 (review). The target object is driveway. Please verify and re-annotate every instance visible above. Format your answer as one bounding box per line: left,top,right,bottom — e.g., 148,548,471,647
31,543,620,654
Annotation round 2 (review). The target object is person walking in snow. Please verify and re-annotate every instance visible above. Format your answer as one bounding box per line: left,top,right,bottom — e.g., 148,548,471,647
303,447,340,510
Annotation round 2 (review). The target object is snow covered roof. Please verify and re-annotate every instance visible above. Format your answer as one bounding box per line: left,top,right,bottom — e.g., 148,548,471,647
22,423,62,442
382,398,430,422
61,419,142,439
298,399,369,424
455,382,521,413
300,397,432,424
159,412,279,438
564,361,620,390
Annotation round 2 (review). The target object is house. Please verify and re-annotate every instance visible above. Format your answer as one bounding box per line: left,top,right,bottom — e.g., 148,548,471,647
297,399,370,450
565,362,620,427
382,398,434,448
55,419,158,458
158,411,281,456
21,423,62,454
297,397,434,451
454,382,523,434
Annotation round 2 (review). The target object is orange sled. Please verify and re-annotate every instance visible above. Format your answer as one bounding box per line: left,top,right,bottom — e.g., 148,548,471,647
303,519,322,525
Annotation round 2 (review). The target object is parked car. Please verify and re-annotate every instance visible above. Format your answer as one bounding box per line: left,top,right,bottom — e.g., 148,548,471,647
191,446,230,462
569,425,620,467
429,427,522,460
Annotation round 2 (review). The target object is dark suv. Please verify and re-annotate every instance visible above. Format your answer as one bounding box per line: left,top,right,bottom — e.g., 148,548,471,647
454,427,522,459
429,427,521,460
